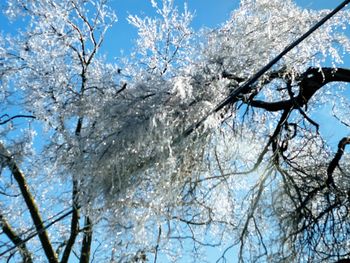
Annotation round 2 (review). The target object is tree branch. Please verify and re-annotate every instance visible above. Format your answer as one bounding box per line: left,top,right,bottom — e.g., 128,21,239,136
0,208,76,259
60,180,80,263
0,214,33,263
79,216,92,263
326,136,350,187
249,67,350,112
0,143,58,263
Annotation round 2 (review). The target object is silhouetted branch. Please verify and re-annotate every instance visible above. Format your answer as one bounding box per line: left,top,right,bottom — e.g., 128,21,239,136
327,136,350,187
249,67,350,112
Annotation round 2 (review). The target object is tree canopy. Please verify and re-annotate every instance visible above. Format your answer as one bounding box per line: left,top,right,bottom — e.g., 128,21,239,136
1,0,350,262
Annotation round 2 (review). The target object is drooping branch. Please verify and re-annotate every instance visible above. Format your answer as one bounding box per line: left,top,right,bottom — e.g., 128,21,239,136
249,67,350,112
0,143,58,263
0,214,33,263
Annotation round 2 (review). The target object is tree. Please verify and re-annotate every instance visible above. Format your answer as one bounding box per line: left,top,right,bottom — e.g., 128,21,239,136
1,0,350,262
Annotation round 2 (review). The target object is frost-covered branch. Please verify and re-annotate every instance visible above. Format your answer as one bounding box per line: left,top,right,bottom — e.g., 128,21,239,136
127,0,193,77
0,143,58,262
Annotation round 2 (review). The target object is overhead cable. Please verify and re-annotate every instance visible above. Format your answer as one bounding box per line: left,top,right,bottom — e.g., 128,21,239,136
183,0,350,137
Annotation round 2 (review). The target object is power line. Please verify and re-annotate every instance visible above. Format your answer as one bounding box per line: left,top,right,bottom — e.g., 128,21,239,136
0,206,73,251
183,0,350,137
0,208,76,258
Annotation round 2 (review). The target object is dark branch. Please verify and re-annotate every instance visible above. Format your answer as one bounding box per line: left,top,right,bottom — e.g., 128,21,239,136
0,208,75,259
326,136,350,187
60,181,80,263
0,214,33,263
249,67,350,112
79,216,93,263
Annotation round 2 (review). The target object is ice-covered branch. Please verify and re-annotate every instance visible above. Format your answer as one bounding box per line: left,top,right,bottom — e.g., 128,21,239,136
0,143,58,262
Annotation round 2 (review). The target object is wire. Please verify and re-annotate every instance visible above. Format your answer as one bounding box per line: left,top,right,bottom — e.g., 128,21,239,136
182,0,350,137
0,208,76,258
0,115,36,125
0,206,73,250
